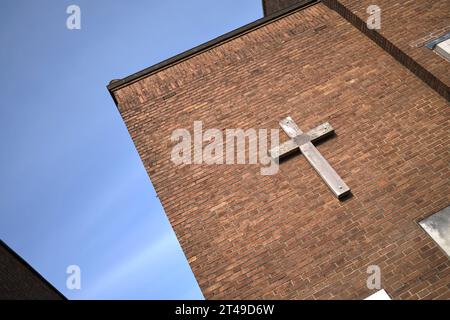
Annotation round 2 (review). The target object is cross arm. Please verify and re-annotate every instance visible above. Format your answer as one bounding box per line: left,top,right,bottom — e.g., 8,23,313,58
269,122,334,160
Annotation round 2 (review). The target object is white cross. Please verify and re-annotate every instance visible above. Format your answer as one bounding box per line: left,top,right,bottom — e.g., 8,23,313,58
269,116,351,199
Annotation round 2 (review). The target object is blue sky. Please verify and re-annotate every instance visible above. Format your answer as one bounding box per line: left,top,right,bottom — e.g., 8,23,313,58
0,0,262,299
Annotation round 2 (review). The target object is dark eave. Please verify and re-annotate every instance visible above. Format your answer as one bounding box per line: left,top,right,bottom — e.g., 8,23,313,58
107,0,319,105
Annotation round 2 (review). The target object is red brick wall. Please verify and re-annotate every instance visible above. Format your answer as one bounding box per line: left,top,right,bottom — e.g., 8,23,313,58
0,241,64,299
112,3,450,299
325,0,450,97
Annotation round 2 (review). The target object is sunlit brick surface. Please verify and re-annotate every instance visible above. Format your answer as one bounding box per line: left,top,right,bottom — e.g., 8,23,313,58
112,3,450,299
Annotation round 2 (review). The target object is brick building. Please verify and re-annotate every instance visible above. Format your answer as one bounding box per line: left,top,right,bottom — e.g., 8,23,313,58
0,240,65,299
108,0,450,299
263,0,302,16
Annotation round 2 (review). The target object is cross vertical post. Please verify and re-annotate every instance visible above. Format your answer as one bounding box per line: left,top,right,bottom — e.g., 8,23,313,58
272,116,351,199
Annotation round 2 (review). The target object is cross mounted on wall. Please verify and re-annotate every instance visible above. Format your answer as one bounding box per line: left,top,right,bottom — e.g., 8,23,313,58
269,117,351,199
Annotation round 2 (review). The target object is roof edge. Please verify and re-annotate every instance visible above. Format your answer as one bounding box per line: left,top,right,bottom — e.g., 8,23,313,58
107,0,320,103
0,240,67,300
